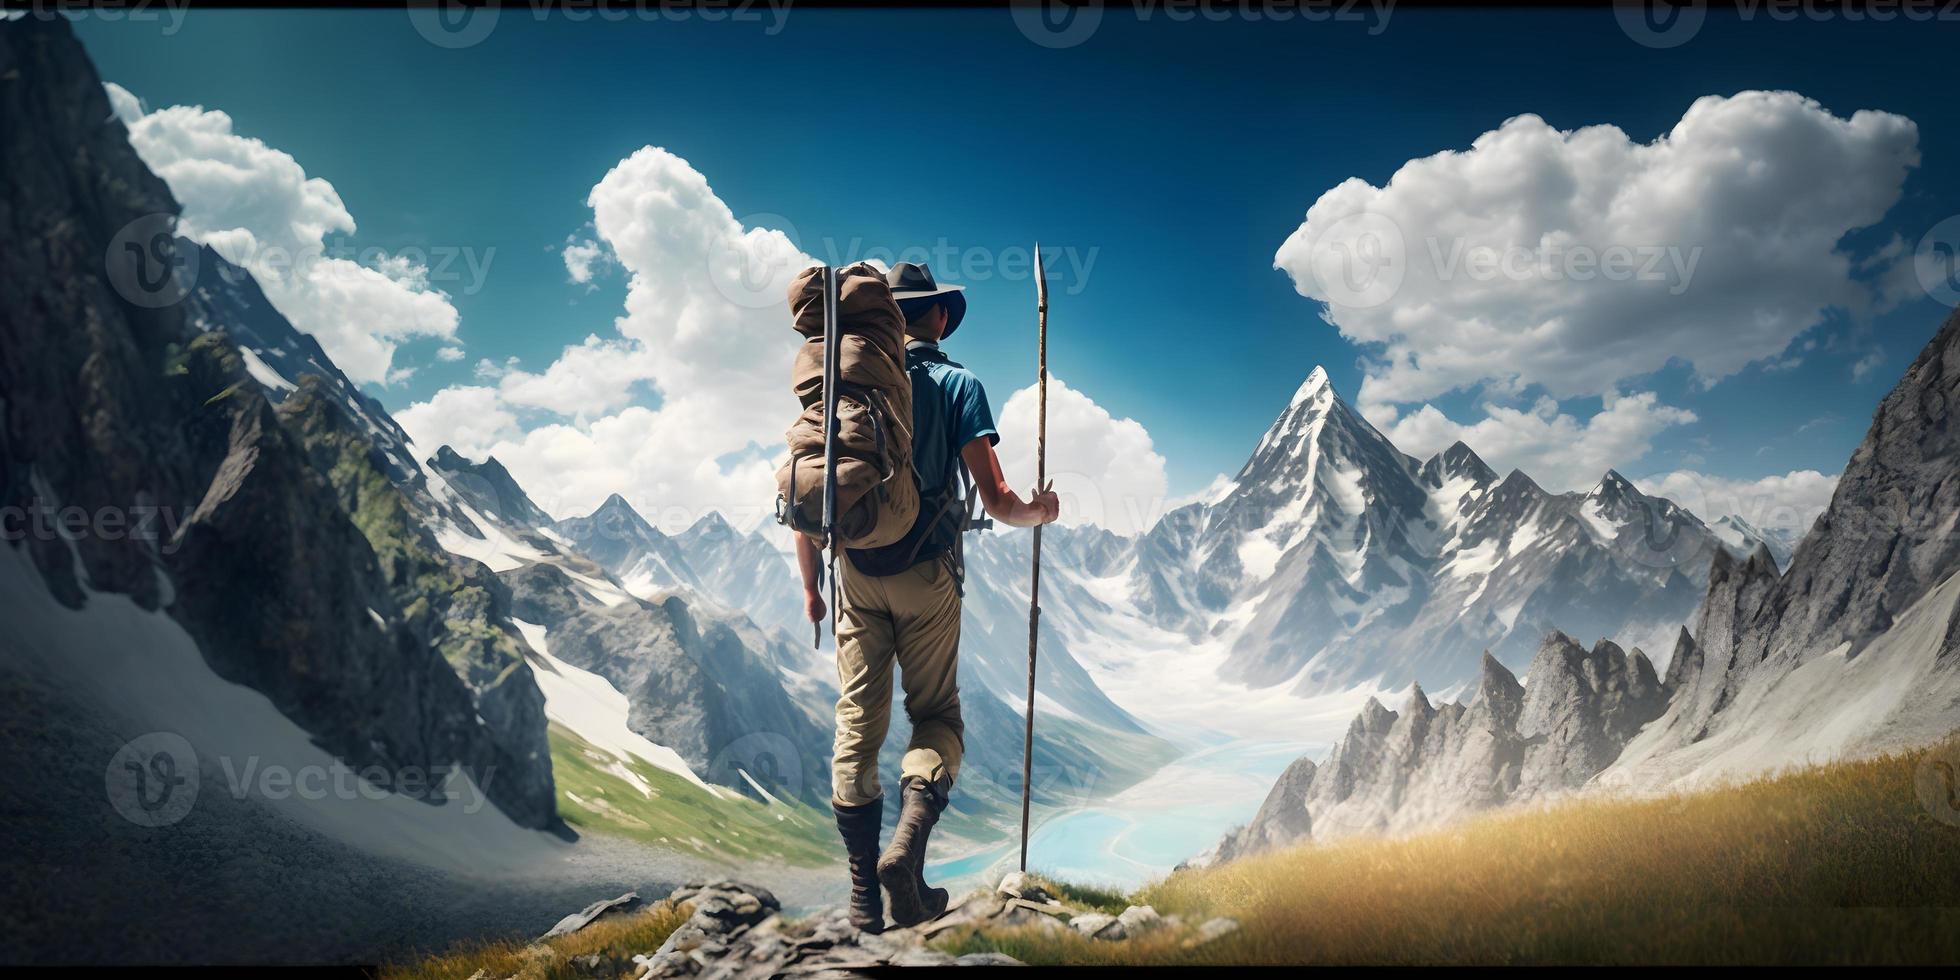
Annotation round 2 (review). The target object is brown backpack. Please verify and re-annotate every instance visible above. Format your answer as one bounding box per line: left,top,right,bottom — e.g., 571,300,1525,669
775,263,920,549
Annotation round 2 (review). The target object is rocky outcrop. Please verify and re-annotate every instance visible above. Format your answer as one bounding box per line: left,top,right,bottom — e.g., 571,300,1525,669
594,875,1238,978
429,445,557,532
1514,634,1667,796
0,19,555,827
1210,757,1318,864
1209,636,1670,862
186,239,487,541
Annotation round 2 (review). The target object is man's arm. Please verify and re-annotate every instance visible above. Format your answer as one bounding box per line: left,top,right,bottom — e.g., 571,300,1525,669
795,532,826,624
962,437,1061,529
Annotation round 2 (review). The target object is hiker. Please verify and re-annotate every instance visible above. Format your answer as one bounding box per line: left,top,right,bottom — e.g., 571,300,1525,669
795,261,1061,933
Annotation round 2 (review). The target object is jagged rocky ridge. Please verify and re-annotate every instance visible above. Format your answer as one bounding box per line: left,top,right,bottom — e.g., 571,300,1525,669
1211,634,1667,862
1209,308,1960,863
0,19,555,826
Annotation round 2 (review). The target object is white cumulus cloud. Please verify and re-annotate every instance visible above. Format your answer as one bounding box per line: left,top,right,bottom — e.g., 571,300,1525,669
995,377,1170,537
397,386,519,459
400,147,813,530
1277,90,1919,409
1378,391,1697,491
563,237,608,284
107,82,459,386
493,335,653,419
1637,469,1839,534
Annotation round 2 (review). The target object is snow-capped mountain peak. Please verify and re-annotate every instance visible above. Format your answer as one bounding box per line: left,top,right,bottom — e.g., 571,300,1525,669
1584,469,1651,514
1116,365,1730,694
681,511,736,539
429,446,556,530
1710,514,1801,570
1289,364,1333,407
593,493,655,533
1418,440,1498,491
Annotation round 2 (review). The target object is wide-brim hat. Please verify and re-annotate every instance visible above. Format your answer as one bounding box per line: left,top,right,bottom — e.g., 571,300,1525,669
887,261,968,338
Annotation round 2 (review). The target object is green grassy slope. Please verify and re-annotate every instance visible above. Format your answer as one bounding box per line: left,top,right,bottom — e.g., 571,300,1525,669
549,724,835,866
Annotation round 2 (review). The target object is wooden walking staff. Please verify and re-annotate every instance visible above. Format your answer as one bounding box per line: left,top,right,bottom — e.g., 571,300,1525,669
819,266,841,650
1019,244,1051,872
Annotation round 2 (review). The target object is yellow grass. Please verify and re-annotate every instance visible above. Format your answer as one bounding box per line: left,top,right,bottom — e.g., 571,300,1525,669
377,901,693,980
936,736,1960,966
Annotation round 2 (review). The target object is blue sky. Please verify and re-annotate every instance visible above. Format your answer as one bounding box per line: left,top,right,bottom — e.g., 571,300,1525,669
76,8,1960,533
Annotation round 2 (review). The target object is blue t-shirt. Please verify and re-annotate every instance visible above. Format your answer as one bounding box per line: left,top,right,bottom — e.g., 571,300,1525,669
847,340,996,575
908,341,998,499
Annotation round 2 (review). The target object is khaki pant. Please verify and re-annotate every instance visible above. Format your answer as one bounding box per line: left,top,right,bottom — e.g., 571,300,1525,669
830,555,964,807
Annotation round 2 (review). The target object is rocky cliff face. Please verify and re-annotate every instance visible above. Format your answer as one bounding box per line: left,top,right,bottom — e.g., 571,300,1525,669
1667,310,1960,737
1209,634,1669,863
0,20,555,827
1208,308,1960,864
278,378,554,822
503,561,831,805
1608,306,1960,781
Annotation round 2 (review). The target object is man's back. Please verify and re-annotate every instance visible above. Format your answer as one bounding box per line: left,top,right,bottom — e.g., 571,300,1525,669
847,340,996,575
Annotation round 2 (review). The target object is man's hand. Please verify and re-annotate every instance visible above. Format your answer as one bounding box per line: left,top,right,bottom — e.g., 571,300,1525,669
804,589,827,625
1030,483,1061,525
964,438,1067,528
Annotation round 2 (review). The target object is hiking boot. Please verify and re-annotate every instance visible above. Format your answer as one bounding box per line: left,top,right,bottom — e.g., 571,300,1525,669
833,797,885,934
878,774,950,926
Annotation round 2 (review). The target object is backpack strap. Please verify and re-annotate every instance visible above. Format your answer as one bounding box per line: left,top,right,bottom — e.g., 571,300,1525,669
886,452,995,595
